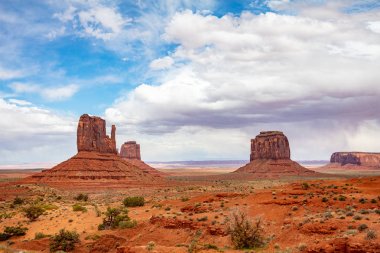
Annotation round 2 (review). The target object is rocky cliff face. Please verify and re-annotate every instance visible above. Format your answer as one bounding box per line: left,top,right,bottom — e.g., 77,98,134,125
330,152,380,167
235,131,317,177
120,141,141,160
250,131,290,161
77,114,117,154
27,114,164,184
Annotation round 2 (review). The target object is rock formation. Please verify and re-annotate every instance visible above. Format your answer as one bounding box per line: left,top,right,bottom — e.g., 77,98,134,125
25,114,163,186
235,131,317,177
120,141,164,177
120,141,141,160
329,152,380,168
77,114,117,154
250,131,290,160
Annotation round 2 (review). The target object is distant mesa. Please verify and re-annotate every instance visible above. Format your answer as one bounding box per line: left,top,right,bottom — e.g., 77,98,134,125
25,114,163,186
120,141,164,177
327,152,380,169
235,131,317,177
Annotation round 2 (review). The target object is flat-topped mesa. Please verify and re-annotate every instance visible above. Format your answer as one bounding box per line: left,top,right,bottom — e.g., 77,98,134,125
120,141,141,160
330,152,380,167
77,114,117,154
250,131,290,161
235,131,317,177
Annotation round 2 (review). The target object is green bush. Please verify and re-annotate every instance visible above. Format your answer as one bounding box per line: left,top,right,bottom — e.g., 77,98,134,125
72,204,87,212
123,196,145,207
24,205,45,221
4,225,28,236
358,224,368,232
74,193,88,202
35,232,50,239
118,220,137,229
98,207,131,230
338,195,346,201
0,233,11,241
197,216,208,222
301,183,310,190
228,209,265,249
49,229,80,252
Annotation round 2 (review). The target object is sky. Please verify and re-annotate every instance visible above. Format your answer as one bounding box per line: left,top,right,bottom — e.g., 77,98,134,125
1,0,380,164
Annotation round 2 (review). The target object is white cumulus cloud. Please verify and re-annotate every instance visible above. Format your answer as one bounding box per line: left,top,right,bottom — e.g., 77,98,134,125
105,6,380,160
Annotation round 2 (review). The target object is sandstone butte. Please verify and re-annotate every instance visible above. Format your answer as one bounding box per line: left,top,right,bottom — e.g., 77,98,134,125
234,131,317,177
327,152,380,169
120,141,164,177
24,114,163,186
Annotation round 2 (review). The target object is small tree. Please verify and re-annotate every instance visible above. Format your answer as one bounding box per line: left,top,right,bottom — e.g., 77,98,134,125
98,207,131,230
50,229,79,252
24,205,45,221
228,209,265,249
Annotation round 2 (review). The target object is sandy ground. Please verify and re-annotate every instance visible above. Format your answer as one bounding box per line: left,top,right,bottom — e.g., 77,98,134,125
0,168,379,253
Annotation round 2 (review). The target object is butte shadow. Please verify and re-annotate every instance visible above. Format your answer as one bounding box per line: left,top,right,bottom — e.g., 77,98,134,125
22,114,165,188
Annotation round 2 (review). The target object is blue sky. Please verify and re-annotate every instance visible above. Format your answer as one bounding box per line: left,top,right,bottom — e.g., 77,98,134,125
1,0,380,164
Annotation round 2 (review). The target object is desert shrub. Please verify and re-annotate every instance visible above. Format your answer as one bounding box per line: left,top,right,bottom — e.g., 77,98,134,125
13,197,24,205
228,209,265,249
359,209,369,215
49,229,79,252
72,204,87,212
375,209,380,215
98,207,130,230
297,243,307,251
24,205,44,221
197,216,208,222
366,230,377,240
40,203,58,211
123,196,145,207
359,198,366,204
74,193,88,202
203,244,219,250
35,232,50,239
338,195,346,201
353,215,362,220
181,196,189,202
118,220,137,229
4,225,28,236
301,183,310,190
322,197,328,203
358,224,368,232
370,199,377,204
0,232,11,241
146,241,155,251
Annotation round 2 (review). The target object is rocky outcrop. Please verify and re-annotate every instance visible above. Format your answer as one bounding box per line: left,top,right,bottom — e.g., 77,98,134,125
25,114,164,185
77,114,117,154
120,141,164,177
250,131,290,161
120,141,141,160
330,152,380,167
235,131,317,177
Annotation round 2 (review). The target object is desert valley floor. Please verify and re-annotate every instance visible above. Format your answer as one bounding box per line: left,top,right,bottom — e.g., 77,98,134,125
0,166,379,253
